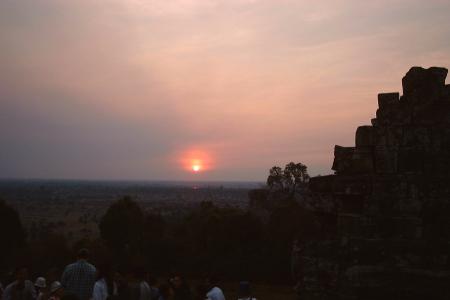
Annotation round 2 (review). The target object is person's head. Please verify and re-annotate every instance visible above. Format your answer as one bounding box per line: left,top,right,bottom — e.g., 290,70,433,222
77,248,90,260
172,275,184,289
15,267,28,283
50,281,64,298
34,277,47,291
238,281,251,298
114,271,126,286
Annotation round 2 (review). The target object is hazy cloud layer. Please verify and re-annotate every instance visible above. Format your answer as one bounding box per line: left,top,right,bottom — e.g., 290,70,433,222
1,0,450,180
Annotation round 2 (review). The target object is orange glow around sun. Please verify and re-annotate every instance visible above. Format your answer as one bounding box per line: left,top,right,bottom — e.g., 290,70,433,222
179,149,213,174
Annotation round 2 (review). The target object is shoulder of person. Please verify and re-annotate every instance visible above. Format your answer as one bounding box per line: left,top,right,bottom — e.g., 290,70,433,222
5,281,19,289
3,282,14,292
65,262,77,270
206,287,220,297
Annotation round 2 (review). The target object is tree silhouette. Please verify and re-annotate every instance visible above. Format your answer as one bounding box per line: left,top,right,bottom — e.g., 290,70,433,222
99,196,144,254
267,166,284,190
0,199,26,268
267,162,309,195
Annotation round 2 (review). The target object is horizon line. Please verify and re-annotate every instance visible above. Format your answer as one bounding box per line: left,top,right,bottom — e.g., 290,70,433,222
0,177,266,184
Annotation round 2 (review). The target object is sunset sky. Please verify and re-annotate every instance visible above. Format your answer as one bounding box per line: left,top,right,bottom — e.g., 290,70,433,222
1,0,449,181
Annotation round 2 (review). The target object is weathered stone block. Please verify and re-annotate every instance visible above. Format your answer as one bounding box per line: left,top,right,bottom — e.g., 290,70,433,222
333,175,373,195
309,175,335,193
378,93,399,109
302,67,450,299
397,148,425,173
402,66,448,98
338,214,363,237
332,146,375,174
332,146,354,173
374,146,398,173
351,148,375,173
385,126,403,146
376,103,411,125
424,150,450,174
444,84,450,99
375,108,384,120
429,66,448,85
355,126,375,147
401,127,425,147
373,126,387,145
338,194,365,214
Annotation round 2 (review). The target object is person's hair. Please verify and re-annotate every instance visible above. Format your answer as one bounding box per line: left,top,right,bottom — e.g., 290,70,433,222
172,273,184,282
77,248,90,259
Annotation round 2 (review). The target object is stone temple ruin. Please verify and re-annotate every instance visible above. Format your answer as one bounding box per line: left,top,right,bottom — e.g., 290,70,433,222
295,67,450,299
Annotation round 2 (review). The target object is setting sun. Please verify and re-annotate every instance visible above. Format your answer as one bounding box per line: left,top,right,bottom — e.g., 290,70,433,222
178,148,213,174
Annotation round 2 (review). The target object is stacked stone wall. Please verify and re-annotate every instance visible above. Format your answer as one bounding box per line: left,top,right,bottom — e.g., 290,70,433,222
295,67,450,299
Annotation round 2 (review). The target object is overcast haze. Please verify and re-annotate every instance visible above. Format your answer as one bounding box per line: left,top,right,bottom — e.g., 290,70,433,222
1,0,450,181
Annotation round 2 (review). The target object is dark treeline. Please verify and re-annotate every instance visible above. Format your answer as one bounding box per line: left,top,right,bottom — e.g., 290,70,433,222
0,163,319,286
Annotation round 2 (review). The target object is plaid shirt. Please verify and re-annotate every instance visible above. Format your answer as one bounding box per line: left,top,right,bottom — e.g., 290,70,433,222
61,260,97,300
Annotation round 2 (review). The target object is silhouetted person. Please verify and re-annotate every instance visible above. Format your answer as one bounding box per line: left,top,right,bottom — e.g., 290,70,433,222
34,277,48,300
48,282,64,300
125,268,141,300
204,277,224,300
61,249,96,300
92,264,117,300
171,275,191,300
157,283,173,300
146,276,159,300
2,267,36,300
114,271,130,300
134,267,151,300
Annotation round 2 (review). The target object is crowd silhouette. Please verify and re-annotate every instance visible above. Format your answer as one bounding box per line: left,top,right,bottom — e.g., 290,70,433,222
0,249,259,300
